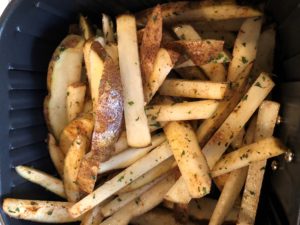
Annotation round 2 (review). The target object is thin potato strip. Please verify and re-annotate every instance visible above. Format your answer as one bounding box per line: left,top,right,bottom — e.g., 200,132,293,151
201,63,227,82
164,121,211,198
227,17,262,81
117,14,151,147
173,24,202,40
102,14,115,43
48,134,64,178
98,133,165,174
2,199,79,223
79,15,94,40
66,82,86,122
16,166,66,199
212,137,287,177
69,142,173,217
100,171,177,225
146,100,219,122
159,79,227,99
237,101,280,225
81,205,104,225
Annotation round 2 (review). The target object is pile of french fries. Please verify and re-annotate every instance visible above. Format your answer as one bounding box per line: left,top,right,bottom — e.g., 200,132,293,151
3,1,288,225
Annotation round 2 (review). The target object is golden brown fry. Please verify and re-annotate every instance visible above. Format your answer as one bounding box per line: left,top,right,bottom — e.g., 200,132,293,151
66,82,86,122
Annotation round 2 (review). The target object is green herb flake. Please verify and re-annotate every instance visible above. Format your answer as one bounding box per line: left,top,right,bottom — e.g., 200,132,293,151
135,197,141,205
93,193,96,199
249,191,255,196
242,42,246,47
118,175,125,182
8,208,15,213
241,56,248,64
202,187,207,195
255,81,263,88
47,210,53,216
135,117,140,121
187,111,191,114
117,197,122,202
59,46,66,52
15,207,20,212
128,101,134,106
181,150,185,157
242,94,248,101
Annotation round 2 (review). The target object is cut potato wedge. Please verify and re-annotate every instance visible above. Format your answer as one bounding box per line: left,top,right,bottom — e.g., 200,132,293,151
79,15,94,40
66,82,86,122
2,199,79,223
227,17,262,81
231,128,245,150
136,2,262,26
164,121,211,198
48,134,65,178
212,137,287,177
16,166,65,199
146,100,219,122
69,142,173,217
159,79,227,99
64,135,87,202
45,35,84,139
117,14,151,147
102,14,115,43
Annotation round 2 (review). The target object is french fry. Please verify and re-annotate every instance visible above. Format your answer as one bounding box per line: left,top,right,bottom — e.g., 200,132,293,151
231,128,245,150
173,24,202,40
100,171,177,225
120,157,176,193
59,113,93,154
117,14,151,147
144,48,180,103
209,167,248,225
81,205,104,225
98,133,166,174
202,73,274,168
165,176,192,204
136,2,262,26
175,66,207,80
227,17,262,81
113,131,128,155
64,135,87,202
83,100,93,113
164,121,211,198
101,173,167,217
66,82,86,122
140,5,162,83
15,166,66,199
237,101,280,225
48,134,64,178
159,79,227,99
79,15,94,40
191,18,244,32
212,137,287,177
2,199,79,223
243,115,257,146
201,63,227,82
69,142,173,217
102,14,114,43
146,100,219,122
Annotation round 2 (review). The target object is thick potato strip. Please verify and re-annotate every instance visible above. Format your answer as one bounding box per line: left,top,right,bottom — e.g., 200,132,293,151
164,121,211,198
48,134,64,178
237,101,280,225
117,14,151,147
81,205,104,225
16,166,65,199
102,14,115,43
146,100,219,122
212,137,287,177
165,176,192,204
100,171,177,225
66,82,86,122
79,15,94,40
201,63,227,82
2,199,79,223
159,79,227,99
69,142,173,217
227,17,262,81
45,35,84,139
136,2,261,26
98,133,165,174
64,135,87,202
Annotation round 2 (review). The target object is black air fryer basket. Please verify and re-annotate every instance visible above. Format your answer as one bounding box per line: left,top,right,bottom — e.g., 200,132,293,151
1,0,300,224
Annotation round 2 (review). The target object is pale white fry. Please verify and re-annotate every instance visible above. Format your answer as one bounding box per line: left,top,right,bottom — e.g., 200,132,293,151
80,205,104,225
66,82,86,122
48,134,64,178
102,14,115,43
164,176,192,204
201,63,227,82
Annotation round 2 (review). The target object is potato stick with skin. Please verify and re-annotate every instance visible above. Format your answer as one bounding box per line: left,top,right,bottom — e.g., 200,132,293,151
100,171,177,225
136,2,262,26
202,73,274,169
175,66,207,80
69,142,173,217
146,100,219,122
164,121,211,198
15,166,66,199
104,43,118,64
113,131,128,155
117,14,151,148
2,199,79,223
144,48,180,103
101,173,167,217
227,17,262,82
79,15,94,40
165,176,192,204
120,157,176,193
191,19,244,32
237,101,280,225
159,79,227,99
64,135,87,202
98,133,166,174
45,35,84,139
196,63,253,147
209,167,248,225
212,137,287,177
48,134,64,178
201,63,227,82
102,14,114,43
66,82,86,122
81,205,104,225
